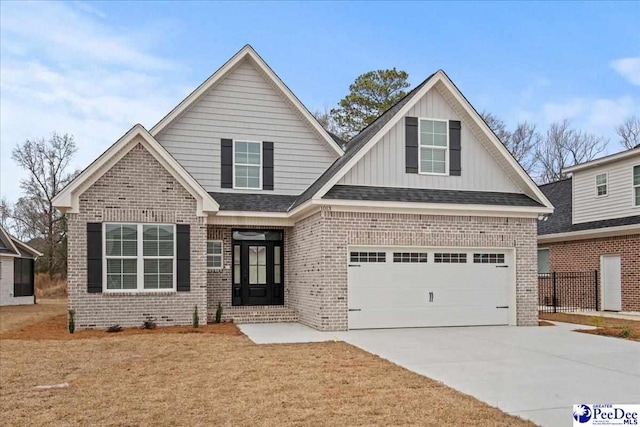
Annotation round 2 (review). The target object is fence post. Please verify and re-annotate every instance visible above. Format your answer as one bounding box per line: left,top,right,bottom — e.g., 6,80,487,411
594,269,599,311
552,271,557,313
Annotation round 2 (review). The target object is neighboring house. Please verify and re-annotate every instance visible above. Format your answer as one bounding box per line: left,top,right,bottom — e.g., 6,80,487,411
0,226,42,306
537,145,640,312
52,45,553,331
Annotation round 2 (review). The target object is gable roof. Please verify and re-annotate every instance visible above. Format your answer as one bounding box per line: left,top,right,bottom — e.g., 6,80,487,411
0,226,42,258
291,70,553,212
52,124,219,216
563,145,640,173
537,178,640,238
150,45,344,157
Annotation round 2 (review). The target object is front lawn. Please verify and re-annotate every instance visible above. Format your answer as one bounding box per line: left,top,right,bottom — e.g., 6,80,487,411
1,302,534,426
539,312,640,341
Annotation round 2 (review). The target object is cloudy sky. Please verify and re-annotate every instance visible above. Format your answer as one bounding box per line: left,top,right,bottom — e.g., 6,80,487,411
1,1,639,203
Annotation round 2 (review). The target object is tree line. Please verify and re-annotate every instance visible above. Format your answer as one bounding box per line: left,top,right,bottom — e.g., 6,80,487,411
2,69,638,278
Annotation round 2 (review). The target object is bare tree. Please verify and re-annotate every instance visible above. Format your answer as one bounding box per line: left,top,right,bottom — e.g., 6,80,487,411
535,120,608,183
11,133,78,274
480,111,538,174
480,111,511,145
313,107,349,145
0,198,11,229
615,116,640,150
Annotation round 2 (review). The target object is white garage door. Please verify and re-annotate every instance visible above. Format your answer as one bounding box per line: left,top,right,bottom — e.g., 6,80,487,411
348,247,514,329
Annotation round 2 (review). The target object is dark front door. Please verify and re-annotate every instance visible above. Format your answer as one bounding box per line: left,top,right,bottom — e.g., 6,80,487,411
232,230,284,306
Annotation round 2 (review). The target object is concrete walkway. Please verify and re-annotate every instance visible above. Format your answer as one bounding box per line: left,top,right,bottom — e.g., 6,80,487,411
240,323,640,427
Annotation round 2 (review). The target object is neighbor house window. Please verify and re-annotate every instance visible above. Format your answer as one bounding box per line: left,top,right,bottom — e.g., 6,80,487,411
634,165,640,206
538,249,550,274
104,224,175,292
419,119,448,174
207,240,223,269
595,173,607,197
234,141,261,189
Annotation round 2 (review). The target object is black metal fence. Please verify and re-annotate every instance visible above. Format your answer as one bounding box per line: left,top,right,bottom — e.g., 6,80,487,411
538,271,599,313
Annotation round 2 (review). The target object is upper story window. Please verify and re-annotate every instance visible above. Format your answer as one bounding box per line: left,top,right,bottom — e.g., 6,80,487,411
419,119,448,175
234,141,262,189
595,173,607,197
634,165,640,207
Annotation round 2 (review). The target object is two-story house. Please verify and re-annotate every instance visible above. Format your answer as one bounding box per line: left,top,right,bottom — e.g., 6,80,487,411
52,45,553,331
538,146,640,312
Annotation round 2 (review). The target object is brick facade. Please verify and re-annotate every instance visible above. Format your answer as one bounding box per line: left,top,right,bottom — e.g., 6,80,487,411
540,234,640,312
67,141,207,329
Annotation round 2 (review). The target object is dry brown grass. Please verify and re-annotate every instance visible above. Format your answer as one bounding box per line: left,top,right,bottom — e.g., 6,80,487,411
0,304,534,426
35,273,67,298
539,312,640,341
0,299,66,333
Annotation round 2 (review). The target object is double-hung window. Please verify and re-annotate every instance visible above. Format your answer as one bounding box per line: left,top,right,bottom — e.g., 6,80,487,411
104,224,175,292
207,240,223,269
234,141,261,189
595,173,607,197
634,165,640,207
419,119,448,175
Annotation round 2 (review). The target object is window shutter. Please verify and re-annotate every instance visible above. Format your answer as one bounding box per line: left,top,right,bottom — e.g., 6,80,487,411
176,224,190,292
221,139,233,188
449,120,461,176
87,223,102,293
405,117,419,173
263,141,274,190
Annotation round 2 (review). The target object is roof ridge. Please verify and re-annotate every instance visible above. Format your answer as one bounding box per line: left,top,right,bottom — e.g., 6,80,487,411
538,177,572,187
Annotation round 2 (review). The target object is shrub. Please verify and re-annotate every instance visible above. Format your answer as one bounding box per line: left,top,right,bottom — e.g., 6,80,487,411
193,306,199,328
107,325,123,333
141,317,157,330
590,315,605,331
215,302,223,324
68,309,75,334
620,327,632,338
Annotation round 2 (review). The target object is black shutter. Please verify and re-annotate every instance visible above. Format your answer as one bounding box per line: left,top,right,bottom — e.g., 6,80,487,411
221,139,233,188
87,223,102,293
176,224,190,292
405,117,419,173
263,141,274,190
449,120,461,176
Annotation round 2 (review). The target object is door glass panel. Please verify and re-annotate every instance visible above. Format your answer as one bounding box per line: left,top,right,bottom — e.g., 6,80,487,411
248,245,267,285
233,245,240,285
233,231,282,241
274,246,281,284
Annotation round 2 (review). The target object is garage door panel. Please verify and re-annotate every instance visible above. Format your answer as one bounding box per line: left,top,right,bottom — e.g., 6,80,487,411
348,247,513,329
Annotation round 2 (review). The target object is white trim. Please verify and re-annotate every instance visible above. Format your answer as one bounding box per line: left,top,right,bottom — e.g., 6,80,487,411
418,117,449,176
52,124,219,216
0,227,20,255
102,223,177,293
537,223,640,243
633,164,640,208
11,239,43,258
149,45,343,157
232,140,263,190
563,146,640,173
207,240,224,270
310,71,553,210
595,172,608,198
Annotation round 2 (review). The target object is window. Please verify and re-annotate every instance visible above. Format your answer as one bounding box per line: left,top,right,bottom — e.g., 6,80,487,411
207,240,223,269
473,253,505,264
434,253,466,263
537,249,550,274
419,119,448,175
595,173,607,197
350,252,386,263
13,258,34,297
634,165,640,207
104,224,175,292
234,141,261,189
393,252,428,263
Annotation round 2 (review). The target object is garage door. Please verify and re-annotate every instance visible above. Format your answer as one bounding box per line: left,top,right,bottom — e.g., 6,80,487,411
348,247,513,329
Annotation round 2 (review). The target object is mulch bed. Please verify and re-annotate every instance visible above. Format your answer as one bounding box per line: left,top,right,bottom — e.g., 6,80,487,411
0,314,242,340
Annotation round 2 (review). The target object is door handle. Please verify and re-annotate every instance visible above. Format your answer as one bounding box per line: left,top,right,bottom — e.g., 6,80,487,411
348,264,361,267
496,306,509,309
495,265,509,268
429,292,434,303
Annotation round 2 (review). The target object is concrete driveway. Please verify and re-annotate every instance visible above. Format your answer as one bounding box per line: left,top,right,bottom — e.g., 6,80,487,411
241,323,640,427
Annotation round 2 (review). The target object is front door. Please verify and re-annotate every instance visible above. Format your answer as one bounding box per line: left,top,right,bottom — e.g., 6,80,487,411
232,230,284,306
601,255,622,311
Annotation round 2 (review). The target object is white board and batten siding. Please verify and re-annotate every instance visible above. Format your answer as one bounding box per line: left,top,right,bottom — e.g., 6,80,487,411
155,58,338,195
572,154,640,224
0,256,34,306
339,87,523,194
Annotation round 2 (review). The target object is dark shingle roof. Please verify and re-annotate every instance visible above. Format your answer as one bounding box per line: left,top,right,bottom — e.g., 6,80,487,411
209,192,297,212
537,178,640,235
324,185,544,207
290,73,437,210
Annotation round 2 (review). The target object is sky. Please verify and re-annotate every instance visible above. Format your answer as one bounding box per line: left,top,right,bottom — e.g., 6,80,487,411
1,1,639,203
